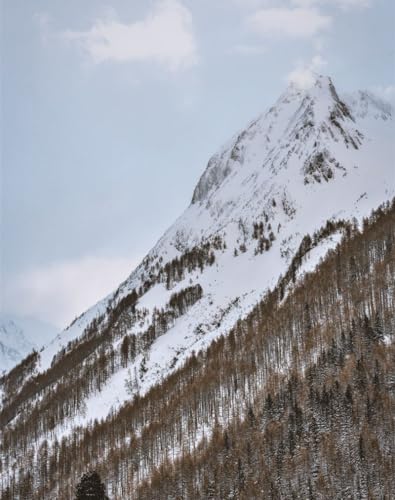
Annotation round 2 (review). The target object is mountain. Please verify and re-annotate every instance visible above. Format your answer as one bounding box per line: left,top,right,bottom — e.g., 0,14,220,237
0,315,57,374
0,75,394,499
35,74,393,405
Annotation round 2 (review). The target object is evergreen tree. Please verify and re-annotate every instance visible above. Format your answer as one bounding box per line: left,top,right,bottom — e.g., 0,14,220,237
75,471,108,500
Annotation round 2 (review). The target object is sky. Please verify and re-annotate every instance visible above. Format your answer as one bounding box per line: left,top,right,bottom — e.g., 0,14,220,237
1,0,394,329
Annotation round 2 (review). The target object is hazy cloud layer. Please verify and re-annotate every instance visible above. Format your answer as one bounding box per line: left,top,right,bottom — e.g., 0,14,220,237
372,85,395,105
4,257,139,328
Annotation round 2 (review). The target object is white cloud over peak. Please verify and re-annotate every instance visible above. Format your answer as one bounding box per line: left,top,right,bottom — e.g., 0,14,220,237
247,7,332,38
63,0,198,71
372,84,395,106
286,54,328,88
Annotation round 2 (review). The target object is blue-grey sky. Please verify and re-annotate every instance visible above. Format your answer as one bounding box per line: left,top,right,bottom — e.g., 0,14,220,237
2,0,394,327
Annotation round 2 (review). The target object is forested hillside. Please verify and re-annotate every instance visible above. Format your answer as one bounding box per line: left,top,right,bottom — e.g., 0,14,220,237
1,200,393,499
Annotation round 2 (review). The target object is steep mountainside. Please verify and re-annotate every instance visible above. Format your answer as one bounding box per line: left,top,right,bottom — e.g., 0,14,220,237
2,195,394,499
0,316,57,374
33,75,393,414
0,75,394,498
135,208,395,499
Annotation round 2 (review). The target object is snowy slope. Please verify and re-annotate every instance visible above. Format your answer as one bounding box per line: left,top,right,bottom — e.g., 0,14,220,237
29,75,394,434
0,315,57,373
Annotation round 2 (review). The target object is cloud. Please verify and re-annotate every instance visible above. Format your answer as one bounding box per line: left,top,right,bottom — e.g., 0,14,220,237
286,54,328,89
62,0,198,71
372,85,395,106
247,7,332,38
3,256,140,328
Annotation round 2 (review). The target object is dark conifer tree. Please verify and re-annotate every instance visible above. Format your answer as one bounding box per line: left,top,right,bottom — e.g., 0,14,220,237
75,471,108,500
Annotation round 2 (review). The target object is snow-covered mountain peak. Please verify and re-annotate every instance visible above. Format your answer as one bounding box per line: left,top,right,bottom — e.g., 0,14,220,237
284,74,354,125
283,73,339,104
17,75,392,440
191,75,369,208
